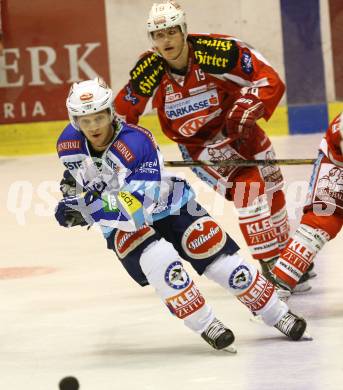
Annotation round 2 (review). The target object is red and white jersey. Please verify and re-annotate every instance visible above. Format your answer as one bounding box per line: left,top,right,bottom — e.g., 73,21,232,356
115,33,285,147
320,112,343,167
303,112,343,216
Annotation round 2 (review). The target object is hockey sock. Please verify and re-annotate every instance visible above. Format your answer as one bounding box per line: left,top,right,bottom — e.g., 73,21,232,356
273,224,330,289
236,194,280,262
271,204,290,251
204,253,288,326
140,238,215,334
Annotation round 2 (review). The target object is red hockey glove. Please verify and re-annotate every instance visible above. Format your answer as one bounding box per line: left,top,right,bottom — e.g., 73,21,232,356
226,94,265,139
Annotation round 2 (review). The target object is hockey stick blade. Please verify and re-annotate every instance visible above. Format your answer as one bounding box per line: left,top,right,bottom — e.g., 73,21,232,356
164,158,316,168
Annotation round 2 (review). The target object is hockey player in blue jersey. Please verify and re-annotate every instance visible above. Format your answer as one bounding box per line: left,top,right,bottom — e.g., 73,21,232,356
55,78,308,350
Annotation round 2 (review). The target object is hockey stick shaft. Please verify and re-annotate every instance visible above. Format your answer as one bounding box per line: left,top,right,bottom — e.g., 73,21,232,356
164,158,316,167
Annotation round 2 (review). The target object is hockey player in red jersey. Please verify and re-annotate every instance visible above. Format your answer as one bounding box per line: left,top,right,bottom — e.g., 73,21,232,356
271,113,343,292
115,1,290,279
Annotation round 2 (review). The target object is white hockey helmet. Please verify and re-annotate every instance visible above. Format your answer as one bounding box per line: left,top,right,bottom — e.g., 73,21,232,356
147,1,187,36
66,77,114,130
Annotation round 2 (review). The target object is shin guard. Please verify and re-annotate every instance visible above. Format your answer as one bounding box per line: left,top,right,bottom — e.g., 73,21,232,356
236,195,280,262
204,253,288,326
140,238,214,333
271,205,290,251
273,224,330,289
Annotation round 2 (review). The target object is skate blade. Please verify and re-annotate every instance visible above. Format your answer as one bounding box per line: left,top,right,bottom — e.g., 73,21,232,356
223,344,237,354
292,284,312,295
250,317,313,341
308,271,317,279
276,290,291,302
301,332,313,341
249,314,263,324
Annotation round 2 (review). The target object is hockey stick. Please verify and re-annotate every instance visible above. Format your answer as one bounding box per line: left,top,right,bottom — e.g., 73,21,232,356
164,158,316,168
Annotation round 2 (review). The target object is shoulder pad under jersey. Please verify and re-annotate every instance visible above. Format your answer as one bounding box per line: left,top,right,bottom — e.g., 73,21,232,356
124,122,158,150
129,51,166,97
110,123,157,167
188,34,239,74
57,124,84,157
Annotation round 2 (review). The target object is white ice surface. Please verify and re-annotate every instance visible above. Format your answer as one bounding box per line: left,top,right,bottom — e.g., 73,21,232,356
1,133,342,390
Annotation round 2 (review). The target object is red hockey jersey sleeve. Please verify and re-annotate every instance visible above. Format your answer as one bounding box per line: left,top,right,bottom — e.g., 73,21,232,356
233,41,285,120
320,112,343,165
194,34,285,120
115,50,164,124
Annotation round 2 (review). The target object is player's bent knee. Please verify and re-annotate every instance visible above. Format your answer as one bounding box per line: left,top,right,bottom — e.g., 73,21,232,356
140,238,190,294
113,226,157,258
140,238,210,328
204,252,257,294
107,226,159,286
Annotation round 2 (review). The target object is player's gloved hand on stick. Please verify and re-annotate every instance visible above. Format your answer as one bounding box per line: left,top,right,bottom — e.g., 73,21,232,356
55,195,91,228
60,170,77,197
226,93,265,139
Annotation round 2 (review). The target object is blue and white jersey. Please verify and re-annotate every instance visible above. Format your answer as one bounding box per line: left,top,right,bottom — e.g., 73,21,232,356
57,120,195,236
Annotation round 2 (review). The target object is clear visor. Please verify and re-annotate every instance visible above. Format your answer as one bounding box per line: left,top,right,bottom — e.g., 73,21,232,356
76,110,112,132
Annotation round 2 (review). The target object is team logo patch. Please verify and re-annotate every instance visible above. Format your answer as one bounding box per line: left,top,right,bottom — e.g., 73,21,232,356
257,149,283,186
165,281,205,319
229,265,253,290
241,52,253,74
80,93,93,101
313,163,343,213
164,261,190,290
166,84,174,94
114,226,155,259
182,216,227,259
124,85,139,105
154,16,166,25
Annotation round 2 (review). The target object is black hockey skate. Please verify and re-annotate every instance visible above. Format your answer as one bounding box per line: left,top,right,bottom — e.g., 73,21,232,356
259,258,277,281
307,262,317,279
293,270,311,294
259,259,310,297
274,311,307,341
258,259,291,301
292,263,316,293
201,318,235,351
